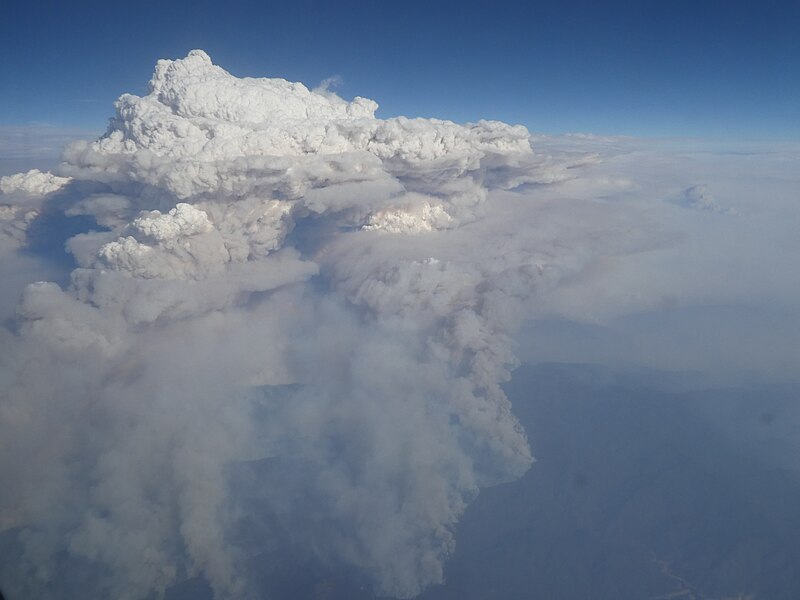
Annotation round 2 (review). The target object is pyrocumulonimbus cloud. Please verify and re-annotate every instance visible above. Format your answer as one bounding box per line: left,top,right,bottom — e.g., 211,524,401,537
0,51,672,599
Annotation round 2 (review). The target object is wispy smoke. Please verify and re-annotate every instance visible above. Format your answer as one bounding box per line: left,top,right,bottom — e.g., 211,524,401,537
0,51,677,599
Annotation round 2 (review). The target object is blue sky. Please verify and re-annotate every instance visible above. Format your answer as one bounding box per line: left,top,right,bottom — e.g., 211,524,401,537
2,0,799,139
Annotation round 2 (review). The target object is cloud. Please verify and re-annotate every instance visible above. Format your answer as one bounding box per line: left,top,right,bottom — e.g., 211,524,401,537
312,74,344,95
0,169,72,196
671,184,737,215
1,50,799,600
0,50,559,600
514,137,800,382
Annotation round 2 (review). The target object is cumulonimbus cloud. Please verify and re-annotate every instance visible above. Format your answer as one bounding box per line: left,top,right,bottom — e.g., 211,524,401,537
0,51,674,599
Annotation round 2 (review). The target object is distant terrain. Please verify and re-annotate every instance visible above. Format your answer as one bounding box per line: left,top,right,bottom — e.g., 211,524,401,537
417,363,800,600
162,362,800,600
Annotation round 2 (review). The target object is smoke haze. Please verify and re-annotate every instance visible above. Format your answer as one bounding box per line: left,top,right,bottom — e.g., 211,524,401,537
0,51,798,599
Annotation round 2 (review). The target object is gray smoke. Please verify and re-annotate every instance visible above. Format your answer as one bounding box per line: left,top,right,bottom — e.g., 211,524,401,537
0,51,688,599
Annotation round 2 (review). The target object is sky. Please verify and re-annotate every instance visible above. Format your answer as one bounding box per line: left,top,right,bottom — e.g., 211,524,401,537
2,0,800,139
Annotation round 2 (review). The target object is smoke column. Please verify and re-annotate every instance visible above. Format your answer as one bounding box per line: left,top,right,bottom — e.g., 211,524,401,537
0,51,655,599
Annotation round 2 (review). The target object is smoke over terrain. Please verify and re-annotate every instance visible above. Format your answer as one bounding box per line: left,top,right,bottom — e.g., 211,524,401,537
0,51,798,599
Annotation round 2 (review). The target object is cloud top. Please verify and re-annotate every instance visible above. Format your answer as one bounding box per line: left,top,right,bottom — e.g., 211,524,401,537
60,50,532,206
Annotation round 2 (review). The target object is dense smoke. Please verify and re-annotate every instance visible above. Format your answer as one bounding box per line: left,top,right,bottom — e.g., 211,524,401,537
0,51,711,599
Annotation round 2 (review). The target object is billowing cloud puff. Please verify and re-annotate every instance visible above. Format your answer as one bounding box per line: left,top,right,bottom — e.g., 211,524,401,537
0,169,74,252
673,184,737,215
0,168,72,196
0,51,679,600
59,49,533,218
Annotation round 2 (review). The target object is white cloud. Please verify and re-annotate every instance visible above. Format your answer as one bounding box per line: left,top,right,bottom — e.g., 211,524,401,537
0,169,72,196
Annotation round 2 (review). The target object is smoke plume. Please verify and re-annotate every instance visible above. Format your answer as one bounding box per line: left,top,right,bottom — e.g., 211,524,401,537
0,51,660,599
